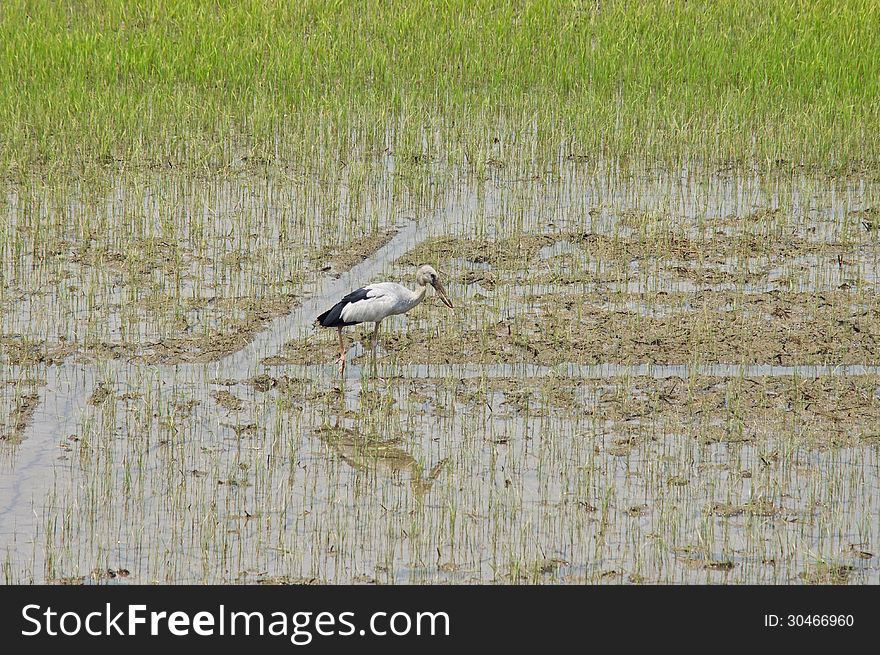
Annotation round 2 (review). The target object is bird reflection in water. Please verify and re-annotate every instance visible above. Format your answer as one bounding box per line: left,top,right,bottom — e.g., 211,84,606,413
316,421,447,503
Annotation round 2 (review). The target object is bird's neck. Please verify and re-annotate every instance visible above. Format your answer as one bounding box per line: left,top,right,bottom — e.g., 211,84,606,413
408,284,427,309
397,283,427,314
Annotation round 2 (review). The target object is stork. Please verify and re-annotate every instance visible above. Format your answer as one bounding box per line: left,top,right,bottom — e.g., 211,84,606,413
315,264,454,373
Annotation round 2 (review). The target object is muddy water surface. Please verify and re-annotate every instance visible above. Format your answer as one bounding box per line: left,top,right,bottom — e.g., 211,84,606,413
2,165,879,583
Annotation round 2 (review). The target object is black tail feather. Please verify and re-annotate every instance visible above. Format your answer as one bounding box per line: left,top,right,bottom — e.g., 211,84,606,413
316,287,370,327
316,302,347,327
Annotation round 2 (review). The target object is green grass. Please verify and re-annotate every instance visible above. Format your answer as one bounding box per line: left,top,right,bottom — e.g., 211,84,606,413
1,0,878,174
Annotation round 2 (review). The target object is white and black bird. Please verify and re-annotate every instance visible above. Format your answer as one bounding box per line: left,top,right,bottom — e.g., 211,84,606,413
316,264,454,373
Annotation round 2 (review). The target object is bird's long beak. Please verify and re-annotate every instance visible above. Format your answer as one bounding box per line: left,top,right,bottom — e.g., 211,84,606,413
433,280,454,309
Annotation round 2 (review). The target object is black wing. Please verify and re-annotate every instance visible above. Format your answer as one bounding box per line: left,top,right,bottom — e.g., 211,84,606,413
315,287,371,327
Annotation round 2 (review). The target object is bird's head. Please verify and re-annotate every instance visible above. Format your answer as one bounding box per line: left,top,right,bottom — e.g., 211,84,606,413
417,264,454,309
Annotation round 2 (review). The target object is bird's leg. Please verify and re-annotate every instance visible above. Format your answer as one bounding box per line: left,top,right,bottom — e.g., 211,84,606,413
371,321,381,358
337,328,346,375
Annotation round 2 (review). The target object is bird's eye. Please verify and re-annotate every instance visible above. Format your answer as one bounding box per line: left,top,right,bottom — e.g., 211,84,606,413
431,273,437,282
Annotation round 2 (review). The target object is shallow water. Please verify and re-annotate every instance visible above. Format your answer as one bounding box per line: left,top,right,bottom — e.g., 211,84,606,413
2,165,879,584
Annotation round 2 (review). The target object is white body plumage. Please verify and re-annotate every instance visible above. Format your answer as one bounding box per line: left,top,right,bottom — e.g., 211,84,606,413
338,282,428,324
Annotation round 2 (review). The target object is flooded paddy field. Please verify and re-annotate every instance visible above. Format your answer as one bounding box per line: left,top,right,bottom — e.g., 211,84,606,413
2,163,879,584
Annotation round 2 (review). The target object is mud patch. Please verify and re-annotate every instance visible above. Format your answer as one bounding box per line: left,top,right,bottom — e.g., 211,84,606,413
400,229,861,275
88,383,113,406
1,393,41,444
799,562,855,584
212,390,245,412
710,499,795,520
314,229,398,277
0,337,76,366
253,576,319,585
246,374,308,395
128,296,300,364
263,335,341,366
